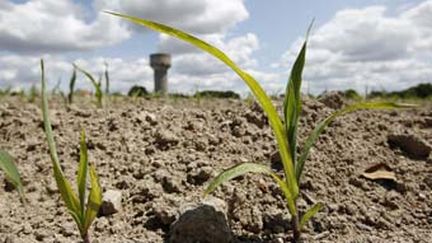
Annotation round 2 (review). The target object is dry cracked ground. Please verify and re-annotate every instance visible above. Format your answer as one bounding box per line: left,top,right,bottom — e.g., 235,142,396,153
0,94,431,243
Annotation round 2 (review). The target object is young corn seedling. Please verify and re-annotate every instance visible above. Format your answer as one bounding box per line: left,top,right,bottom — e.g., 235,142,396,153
0,150,24,201
74,64,103,108
107,12,413,242
40,60,102,243
68,66,77,104
104,62,110,95
28,84,38,103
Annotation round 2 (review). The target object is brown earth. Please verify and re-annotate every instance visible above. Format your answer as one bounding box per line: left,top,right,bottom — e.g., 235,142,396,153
0,95,431,243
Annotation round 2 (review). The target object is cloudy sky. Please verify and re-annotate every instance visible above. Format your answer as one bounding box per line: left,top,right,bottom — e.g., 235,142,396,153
0,0,431,95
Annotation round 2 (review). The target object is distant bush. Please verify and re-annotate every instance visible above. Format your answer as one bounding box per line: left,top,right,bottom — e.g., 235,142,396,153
128,85,148,97
368,83,432,99
404,83,432,98
342,89,362,100
111,92,124,97
194,90,240,99
368,91,386,99
10,87,24,96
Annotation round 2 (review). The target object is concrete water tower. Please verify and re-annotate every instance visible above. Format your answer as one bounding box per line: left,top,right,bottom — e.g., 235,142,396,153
150,53,171,95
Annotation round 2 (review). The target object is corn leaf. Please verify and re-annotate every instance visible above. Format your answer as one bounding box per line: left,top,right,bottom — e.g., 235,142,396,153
104,62,110,95
40,59,80,216
299,202,323,229
77,129,88,219
69,209,83,235
296,102,416,180
68,67,76,104
106,11,298,198
205,162,296,214
283,41,307,163
83,165,102,234
0,150,24,198
283,22,313,164
74,64,103,107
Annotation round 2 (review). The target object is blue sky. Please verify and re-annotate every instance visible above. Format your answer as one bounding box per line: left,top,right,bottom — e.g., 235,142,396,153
0,0,431,95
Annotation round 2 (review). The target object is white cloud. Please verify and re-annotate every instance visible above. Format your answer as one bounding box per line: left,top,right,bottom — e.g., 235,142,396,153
278,1,432,94
170,33,259,75
0,0,130,53
100,0,249,34
401,0,432,51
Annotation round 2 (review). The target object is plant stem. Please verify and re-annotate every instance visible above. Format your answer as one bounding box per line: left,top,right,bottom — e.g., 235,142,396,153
83,233,90,243
291,213,301,243
291,199,301,243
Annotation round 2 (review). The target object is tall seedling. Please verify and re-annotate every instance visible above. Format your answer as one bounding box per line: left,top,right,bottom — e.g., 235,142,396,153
104,62,110,95
74,64,103,108
107,12,413,242
40,60,102,243
68,66,77,104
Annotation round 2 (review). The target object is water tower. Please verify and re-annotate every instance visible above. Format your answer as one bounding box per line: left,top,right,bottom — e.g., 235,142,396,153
150,53,171,95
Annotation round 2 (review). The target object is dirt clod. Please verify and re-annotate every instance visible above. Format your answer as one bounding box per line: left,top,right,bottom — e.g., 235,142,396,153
387,134,432,160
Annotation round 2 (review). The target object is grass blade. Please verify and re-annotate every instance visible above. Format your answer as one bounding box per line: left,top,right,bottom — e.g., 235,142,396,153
106,11,298,198
40,59,80,216
205,162,297,214
83,165,102,234
77,129,88,219
0,150,24,198
299,202,323,229
296,102,416,180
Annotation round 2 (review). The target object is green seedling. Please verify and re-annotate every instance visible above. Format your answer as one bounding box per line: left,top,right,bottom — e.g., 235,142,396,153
107,12,414,242
41,60,102,243
0,150,24,201
52,78,68,105
104,62,110,95
68,66,77,104
28,84,38,103
74,64,103,108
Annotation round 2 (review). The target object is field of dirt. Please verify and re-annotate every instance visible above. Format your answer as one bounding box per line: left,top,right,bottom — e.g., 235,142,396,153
0,94,431,243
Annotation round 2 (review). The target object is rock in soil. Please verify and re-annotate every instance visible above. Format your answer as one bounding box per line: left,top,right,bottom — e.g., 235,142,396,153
169,198,232,243
99,190,122,216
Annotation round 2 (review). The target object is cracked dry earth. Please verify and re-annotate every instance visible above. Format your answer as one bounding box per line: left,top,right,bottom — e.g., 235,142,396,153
0,95,431,243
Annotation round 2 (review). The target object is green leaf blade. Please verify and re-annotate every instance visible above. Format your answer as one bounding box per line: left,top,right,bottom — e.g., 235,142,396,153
83,165,102,234
104,62,110,95
299,202,323,229
283,22,312,165
284,41,307,162
77,129,88,219
68,67,76,104
106,11,299,198
74,64,103,108
0,150,24,197
205,163,297,215
40,59,80,217
296,101,416,180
